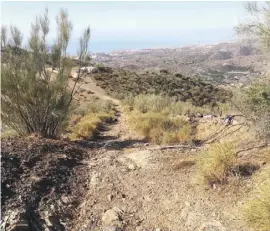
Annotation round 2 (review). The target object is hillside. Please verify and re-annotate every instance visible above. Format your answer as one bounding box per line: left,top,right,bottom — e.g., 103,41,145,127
2,72,269,231
92,68,231,107
92,40,268,86
2,5,270,231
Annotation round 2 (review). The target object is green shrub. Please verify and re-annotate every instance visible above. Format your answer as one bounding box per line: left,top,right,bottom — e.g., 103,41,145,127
92,68,231,107
1,9,90,138
197,142,236,185
245,84,270,140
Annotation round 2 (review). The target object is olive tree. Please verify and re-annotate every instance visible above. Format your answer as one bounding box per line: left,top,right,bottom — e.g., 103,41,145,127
1,8,91,137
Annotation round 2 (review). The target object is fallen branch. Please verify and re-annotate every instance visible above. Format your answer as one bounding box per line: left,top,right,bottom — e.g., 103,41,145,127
205,125,245,145
204,123,246,144
147,145,200,151
236,143,270,155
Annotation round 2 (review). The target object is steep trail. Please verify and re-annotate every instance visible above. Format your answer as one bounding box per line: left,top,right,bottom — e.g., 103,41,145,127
70,73,251,231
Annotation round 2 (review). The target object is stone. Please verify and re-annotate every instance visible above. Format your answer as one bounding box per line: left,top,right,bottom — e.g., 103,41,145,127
127,163,136,170
102,226,123,231
102,207,123,225
61,195,69,204
107,194,113,202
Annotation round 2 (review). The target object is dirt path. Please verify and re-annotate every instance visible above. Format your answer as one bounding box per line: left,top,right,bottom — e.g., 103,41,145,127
71,74,251,231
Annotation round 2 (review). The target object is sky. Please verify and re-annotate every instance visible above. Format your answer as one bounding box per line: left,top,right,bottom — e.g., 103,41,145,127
1,1,250,54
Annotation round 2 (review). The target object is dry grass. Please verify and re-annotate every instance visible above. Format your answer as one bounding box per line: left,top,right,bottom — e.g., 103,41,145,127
128,110,193,144
68,112,114,141
257,148,270,163
123,94,212,115
195,122,224,141
122,94,212,145
1,128,19,138
73,99,114,116
196,121,254,146
197,142,237,185
67,99,115,141
242,166,270,231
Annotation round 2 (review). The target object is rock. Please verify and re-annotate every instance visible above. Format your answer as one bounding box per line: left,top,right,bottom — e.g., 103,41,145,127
90,172,100,186
185,201,191,207
107,194,113,202
102,207,123,225
156,228,162,231
102,226,123,231
127,163,136,170
61,195,69,204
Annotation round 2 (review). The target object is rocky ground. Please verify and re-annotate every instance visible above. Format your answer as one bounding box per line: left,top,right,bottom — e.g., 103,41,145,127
71,108,253,231
1,74,259,231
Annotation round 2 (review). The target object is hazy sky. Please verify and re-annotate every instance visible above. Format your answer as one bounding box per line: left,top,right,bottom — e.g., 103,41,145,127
1,1,249,53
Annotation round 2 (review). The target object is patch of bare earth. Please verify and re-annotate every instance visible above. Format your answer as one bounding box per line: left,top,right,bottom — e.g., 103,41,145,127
73,142,253,231
2,76,255,231
69,76,253,231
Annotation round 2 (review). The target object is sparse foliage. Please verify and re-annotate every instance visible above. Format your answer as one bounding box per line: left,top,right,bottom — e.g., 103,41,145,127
235,2,270,50
231,84,270,141
1,8,91,137
1,25,7,48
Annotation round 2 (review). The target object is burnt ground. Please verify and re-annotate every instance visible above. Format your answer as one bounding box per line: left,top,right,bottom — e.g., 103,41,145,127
1,135,92,231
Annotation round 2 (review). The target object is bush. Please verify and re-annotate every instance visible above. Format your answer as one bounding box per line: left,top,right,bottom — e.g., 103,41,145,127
68,112,114,141
245,84,270,140
1,9,90,138
132,94,171,113
92,68,231,107
94,63,113,73
73,99,114,116
68,99,115,141
242,167,270,231
232,84,270,141
123,94,212,116
197,142,236,185
128,111,192,144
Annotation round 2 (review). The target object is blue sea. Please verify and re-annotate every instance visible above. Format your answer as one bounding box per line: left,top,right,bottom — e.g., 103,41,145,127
67,28,236,54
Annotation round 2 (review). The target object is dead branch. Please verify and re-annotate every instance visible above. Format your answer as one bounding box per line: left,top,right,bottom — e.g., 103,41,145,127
236,143,270,155
147,145,200,151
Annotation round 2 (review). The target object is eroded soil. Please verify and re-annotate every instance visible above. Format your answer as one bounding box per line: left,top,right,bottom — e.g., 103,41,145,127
1,75,255,231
